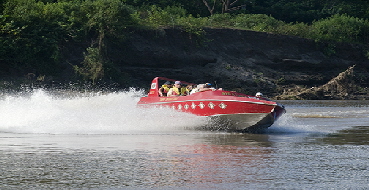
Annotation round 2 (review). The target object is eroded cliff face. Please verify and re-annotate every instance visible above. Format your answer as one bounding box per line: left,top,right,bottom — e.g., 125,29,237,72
113,28,369,99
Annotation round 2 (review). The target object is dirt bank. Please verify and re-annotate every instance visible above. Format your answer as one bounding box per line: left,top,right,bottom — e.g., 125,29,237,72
4,28,367,99
113,28,369,99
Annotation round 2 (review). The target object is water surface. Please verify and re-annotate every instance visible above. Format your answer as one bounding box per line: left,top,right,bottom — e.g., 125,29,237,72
1,90,368,189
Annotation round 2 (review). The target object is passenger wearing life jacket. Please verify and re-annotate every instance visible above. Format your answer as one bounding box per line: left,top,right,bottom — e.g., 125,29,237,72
190,83,220,94
167,81,189,96
159,81,172,97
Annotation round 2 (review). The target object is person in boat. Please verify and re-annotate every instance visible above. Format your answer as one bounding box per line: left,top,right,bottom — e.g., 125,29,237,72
190,83,222,94
203,83,215,91
167,81,189,96
159,81,172,97
199,83,215,92
190,84,203,94
186,84,194,92
255,92,271,100
255,92,263,98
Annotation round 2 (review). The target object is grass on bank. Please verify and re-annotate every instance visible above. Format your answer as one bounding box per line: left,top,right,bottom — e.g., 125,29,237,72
138,6,369,44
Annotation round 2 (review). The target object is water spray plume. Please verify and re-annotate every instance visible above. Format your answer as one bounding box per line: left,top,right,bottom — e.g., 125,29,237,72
0,89,206,134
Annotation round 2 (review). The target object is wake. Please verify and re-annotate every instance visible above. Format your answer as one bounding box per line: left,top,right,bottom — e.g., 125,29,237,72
0,89,207,134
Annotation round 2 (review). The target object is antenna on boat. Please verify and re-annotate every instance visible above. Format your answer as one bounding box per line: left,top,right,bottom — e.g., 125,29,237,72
214,81,217,89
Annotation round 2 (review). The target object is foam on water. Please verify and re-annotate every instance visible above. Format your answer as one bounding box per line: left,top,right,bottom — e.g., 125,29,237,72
268,103,369,134
267,113,323,134
0,89,207,134
2,90,366,135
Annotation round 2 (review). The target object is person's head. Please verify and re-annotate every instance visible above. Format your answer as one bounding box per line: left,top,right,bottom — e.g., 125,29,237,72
186,85,193,90
205,83,212,88
197,84,205,89
164,81,172,87
256,92,263,97
174,81,182,87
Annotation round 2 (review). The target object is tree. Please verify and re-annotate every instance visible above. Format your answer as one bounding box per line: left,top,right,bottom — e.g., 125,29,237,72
202,0,248,15
202,0,217,15
0,0,6,14
0,0,66,75
221,0,240,13
74,47,104,85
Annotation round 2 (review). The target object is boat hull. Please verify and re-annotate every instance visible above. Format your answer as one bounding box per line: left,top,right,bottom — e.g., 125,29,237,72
206,113,274,131
138,90,285,131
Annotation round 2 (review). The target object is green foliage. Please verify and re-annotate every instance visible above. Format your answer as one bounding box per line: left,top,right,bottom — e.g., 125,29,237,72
82,0,136,36
207,13,233,28
137,5,188,28
177,15,207,36
250,0,369,23
74,47,104,85
126,0,208,17
276,22,311,38
311,14,369,43
1,0,65,74
230,14,285,32
204,13,369,45
1,0,369,84
137,5,207,41
0,0,138,80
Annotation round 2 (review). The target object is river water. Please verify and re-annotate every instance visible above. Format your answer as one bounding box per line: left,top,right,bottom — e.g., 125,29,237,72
1,90,369,189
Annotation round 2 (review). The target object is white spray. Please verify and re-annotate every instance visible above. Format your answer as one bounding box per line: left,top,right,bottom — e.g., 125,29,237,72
0,89,207,134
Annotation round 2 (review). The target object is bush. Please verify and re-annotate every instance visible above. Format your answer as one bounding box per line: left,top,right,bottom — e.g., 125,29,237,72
177,15,207,36
0,0,138,78
0,0,65,75
230,14,286,32
207,13,233,28
311,14,369,43
74,47,104,85
138,5,188,28
2,0,369,84
275,22,311,38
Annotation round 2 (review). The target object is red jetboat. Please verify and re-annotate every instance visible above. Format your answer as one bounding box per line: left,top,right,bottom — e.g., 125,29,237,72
137,77,286,132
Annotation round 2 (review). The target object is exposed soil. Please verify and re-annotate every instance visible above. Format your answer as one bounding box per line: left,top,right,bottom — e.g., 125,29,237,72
4,28,368,99
113,28,369,100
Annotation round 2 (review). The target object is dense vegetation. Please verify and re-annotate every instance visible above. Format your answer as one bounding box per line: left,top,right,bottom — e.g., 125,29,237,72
1,0,369,86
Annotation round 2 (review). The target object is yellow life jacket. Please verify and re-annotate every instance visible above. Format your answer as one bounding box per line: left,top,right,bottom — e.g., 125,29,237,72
161,85,170,93
171,87,189,96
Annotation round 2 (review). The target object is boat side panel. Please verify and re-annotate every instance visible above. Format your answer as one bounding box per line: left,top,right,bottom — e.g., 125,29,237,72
138,96,276,116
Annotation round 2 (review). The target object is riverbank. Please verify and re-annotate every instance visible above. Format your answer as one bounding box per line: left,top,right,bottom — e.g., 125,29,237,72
104,28,369,100
2,28,369,100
